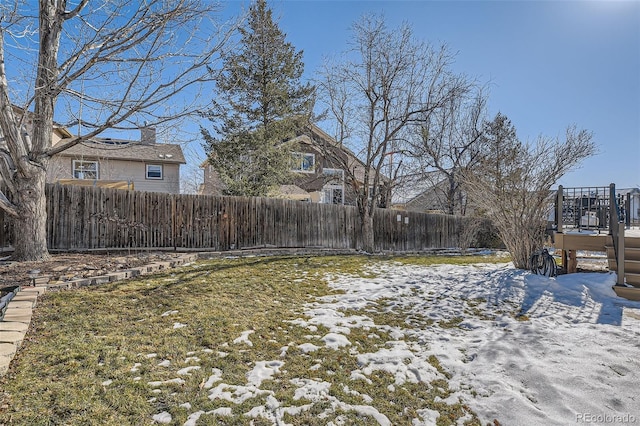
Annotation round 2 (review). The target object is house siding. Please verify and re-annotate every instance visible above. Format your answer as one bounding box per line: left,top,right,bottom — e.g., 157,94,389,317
200,124,386,205
47,157,181,194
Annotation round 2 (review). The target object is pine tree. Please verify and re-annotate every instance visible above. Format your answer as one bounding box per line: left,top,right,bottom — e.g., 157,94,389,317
202,0,315,196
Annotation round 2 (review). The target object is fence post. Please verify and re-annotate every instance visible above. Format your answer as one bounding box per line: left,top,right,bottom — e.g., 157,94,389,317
556,185,563,233
617,221,625,285
609,183,617,234
171,194,177,251
625,192,631,228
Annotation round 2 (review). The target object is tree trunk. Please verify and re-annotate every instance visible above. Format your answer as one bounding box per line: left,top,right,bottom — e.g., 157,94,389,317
12,170,50,261
360,214,375,253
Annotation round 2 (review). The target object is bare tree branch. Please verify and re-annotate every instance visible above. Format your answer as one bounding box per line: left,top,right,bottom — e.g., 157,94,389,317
0,0,239,259
463,114,596,268
318,14,467,251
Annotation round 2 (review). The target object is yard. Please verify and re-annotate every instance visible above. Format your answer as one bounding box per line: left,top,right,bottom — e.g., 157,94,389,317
0,254,639,425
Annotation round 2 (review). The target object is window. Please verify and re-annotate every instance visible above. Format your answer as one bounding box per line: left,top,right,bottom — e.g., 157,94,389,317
291,152,315,173
322,168,344,183
321,168,345,204
322,187,344,204
146,164,163,180
73,160,98,179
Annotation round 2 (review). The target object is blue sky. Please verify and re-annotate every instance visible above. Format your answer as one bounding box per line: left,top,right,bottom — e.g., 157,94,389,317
221,0,639,188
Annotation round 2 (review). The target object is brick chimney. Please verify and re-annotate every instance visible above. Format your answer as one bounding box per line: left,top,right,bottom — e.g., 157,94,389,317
141,126,156,144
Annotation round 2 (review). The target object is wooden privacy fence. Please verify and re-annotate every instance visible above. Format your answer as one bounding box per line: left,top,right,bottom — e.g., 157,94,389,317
1,184,490,252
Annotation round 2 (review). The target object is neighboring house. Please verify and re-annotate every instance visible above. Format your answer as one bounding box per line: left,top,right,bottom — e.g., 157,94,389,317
392,172,471,215
200,123,384,205
47,127,186,194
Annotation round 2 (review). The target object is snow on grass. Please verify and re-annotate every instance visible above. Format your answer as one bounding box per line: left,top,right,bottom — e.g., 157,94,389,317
246,360,284,387
151,411,171,424
207,383,273,404
321,332,351,349
297,342,319,353
136,259,640,425
306,261,640,425
147,377,186,387
202,368,223,389
232,330,254,346
176,366,200,376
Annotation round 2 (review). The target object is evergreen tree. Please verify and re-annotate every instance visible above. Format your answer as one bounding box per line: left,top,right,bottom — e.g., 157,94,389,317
202,0,315,196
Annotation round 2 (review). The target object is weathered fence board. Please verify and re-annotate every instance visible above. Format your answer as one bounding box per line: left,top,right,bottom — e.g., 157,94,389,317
0,184,491,252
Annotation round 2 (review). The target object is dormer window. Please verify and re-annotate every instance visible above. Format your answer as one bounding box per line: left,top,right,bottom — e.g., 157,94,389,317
291,152,315,173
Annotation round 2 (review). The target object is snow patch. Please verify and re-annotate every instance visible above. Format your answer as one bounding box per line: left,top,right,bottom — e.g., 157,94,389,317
233,330,254,346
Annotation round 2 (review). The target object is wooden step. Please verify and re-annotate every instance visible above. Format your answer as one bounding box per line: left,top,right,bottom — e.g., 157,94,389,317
613,285,640,301
625,236,640,249
607,259,640,273
626,272,640,287
606,246,640,262
626,247,640,260
607,259,640,274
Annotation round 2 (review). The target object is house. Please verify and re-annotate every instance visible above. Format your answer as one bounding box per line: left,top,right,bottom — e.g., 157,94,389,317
392,172,471,215
47,127,186,194
200,123,384,205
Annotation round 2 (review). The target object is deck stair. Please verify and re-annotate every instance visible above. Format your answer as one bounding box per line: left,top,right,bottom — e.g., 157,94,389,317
607,236,640,300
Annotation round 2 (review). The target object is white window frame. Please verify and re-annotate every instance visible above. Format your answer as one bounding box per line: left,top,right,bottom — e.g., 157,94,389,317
321,169,345,204
146,164,163,180
72,160,99,179
291,152,315,173
322,186,344,205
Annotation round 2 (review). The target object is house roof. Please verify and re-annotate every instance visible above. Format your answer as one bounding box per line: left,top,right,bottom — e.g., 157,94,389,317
270,184,311,201
391,171,447,205
54,140,186,164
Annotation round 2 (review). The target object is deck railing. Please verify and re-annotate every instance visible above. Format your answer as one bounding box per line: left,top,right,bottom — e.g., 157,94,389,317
555,184,637,233
555,183,626,284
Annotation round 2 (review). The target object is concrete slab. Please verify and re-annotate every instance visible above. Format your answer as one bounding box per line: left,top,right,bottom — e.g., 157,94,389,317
155,261,172,270
0,331,25,345
12,293,37,302
34,276,50,286
0,343,17,357
2,311,32,324
0,322,29,332
91,276,111,285
108,272,129,282
4,301,33,309
4,306,32,313
19,287,46,295
47,282,72,290
11,294,37,307
132,267,146,276
72,279,91,287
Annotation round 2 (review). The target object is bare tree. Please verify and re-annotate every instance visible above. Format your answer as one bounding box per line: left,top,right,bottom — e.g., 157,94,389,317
180,162,204,195
408,87,487,215
318,14,467,252
0,0,237,260
463,113,596,269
